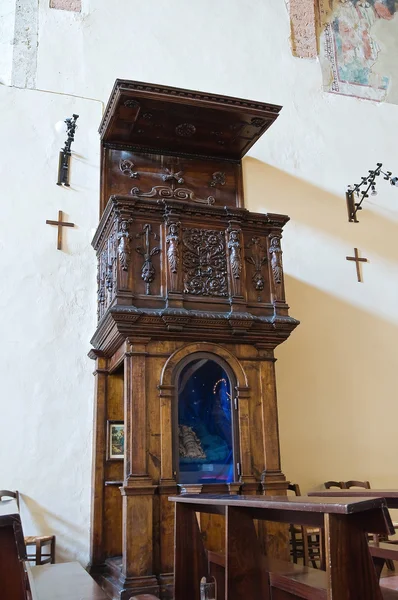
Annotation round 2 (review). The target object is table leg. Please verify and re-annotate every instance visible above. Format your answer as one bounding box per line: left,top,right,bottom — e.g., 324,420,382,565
324,513,383,599
174,503,208,600
225,507,270,600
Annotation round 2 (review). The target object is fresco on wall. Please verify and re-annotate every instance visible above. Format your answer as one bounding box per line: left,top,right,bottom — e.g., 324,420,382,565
288,0,398,103
319,0,397,101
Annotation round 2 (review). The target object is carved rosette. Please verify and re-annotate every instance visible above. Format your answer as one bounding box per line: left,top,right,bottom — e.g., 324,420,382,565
166,221,180,291
135,224,161,295
117,219,133,271
227,229,242,297
269,234,284,301
182,228,228,297
245,237,268,298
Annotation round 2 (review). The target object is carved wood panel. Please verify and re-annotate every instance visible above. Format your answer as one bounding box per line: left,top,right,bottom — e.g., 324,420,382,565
105,150,241,208
182,228,228,297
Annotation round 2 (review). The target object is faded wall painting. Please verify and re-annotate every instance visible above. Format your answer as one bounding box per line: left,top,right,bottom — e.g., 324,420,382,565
288,0,398,103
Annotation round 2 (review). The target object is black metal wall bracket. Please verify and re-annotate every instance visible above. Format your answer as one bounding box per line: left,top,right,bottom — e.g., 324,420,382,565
57,114,79,187
346,162,397,223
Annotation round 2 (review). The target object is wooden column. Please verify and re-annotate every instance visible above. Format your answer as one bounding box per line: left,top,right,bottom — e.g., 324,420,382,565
89,351,108,567
257,348,289,560
121,338,157,592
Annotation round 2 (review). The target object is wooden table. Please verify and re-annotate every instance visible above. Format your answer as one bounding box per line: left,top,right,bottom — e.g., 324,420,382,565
308,489,398,509
169,493,394,600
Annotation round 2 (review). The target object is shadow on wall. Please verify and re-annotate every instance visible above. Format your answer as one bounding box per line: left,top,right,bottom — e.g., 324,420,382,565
20,494,88,563
275,275,398,492
244,157,398,265
243,157,398,492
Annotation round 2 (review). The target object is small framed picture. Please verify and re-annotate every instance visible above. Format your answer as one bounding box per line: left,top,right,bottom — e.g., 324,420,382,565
107,421,124,460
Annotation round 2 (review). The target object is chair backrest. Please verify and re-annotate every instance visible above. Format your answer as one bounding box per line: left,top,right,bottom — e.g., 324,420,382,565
323,481,346,489
287,483,301,496
344,480,371,489
0,490,20,509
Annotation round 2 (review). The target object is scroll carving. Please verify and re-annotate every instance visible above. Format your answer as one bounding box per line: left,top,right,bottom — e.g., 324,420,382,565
117,219,133,271
182,228,228,297
245,237,268,292
135,224,161,294
131,185,215,205
269,235,283,285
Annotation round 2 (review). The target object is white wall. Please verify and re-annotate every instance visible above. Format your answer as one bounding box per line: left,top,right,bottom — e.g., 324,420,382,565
1,0,398,564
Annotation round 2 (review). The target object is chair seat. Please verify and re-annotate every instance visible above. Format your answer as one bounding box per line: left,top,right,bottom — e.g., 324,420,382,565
25,535,54,544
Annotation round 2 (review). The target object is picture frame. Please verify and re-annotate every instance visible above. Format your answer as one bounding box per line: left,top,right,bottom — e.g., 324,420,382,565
107,420,124,460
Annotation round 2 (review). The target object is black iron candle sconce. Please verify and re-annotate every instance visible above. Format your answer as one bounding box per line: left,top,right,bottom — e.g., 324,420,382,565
346,162,398,222
57,114,79,187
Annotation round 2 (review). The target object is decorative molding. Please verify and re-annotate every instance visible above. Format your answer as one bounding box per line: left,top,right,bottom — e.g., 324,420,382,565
209,171,226,187
175,123,196,137
135,224,161,294
119,159,139,179
99,80,282,139
245,237,268,292
182,228,228,297
117,219,133,271
269,235,283,285
131,185,215,205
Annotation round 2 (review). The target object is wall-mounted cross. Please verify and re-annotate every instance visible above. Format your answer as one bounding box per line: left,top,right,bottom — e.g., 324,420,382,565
46,210,75,250
346,248,368,283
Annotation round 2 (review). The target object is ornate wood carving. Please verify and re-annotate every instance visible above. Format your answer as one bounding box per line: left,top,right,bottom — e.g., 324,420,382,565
162,167,185,185
120,159,139,179
166,221,180,291
227,228,242,297
117,219,133,271
91,80,297,600
182,228,228,297
269,235,283,285
131,185,215,205
209,171,226,187
175,123,196,137
135,224,161,294
245,237,268,293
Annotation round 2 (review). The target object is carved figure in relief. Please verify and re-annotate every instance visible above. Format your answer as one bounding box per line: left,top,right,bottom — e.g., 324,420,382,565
245,237,268,291
117,220,132,271
227,230,242,279
166,222,180,273
179,425,206,460
269,235,283,284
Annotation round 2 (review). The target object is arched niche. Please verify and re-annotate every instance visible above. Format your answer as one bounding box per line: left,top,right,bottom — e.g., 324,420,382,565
159,342,250,484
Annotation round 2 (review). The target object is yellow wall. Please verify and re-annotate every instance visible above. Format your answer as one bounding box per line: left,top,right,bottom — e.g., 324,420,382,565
245,158,398,494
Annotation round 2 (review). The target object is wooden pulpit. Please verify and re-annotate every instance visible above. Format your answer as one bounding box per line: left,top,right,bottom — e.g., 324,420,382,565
89,79,299,600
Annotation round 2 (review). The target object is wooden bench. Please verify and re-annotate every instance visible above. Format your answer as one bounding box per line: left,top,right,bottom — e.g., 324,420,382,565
169,493,395,600
0,498,107,600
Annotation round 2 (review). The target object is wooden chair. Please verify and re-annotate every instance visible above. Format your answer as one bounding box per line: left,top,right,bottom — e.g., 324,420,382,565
322,480,396,571
323,480,347,489
0,490,56,566
288,483,324,569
